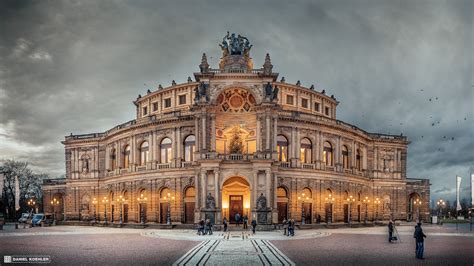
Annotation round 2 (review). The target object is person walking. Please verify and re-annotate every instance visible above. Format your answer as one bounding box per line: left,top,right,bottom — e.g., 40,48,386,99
251,219,257,234
289,219,295,236
198,219,205,235
388,220,394,243
207,219,213,235
223,217,228,232
204,219,210,235
282,218,288,236
235,213,241,227
414,222,427,259
243,215,248,229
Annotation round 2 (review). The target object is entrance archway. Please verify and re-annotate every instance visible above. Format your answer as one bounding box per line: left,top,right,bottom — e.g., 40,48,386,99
221,176,251,224
408,192,421,222
183,186,195,224
277,186,289,223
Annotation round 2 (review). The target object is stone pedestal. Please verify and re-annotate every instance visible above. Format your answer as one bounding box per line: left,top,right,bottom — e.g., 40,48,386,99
256,209,271,225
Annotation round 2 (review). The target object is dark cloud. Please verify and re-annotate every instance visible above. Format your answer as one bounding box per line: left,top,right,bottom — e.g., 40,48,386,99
0,0,472,201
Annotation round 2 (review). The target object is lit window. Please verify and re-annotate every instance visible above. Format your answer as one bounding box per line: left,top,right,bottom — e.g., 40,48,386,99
160,138,172,163
184,135,195,162
342,145,349,168
277,135,288,162
123,145,131,168
323,141,333,166
139,141,149,166
300,138,312,163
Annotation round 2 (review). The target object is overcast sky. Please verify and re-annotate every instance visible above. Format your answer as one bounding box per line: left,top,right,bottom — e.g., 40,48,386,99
0,0,472,203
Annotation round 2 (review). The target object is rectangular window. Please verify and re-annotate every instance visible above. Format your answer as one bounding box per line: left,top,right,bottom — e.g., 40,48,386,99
152,102,158,112
325,107,330,116
164,98,171,108
286,95,294,105
143,106,148,116
314,102,320,112
301,98,308,108
179,95,186,105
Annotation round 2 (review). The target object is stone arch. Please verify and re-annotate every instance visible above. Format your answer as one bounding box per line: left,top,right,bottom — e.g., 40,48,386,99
211,85,261,106
221,176,251,224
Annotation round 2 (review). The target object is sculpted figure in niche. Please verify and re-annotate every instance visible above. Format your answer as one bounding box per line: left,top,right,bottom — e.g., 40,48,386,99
206,193,216,209
383,195,391,211
257,193,267,210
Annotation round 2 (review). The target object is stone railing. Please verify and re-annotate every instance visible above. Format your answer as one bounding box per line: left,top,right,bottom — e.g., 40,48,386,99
136,165,147,172
181,161,193,168
280,162,290,168
301,163,316,169
157,163,171,169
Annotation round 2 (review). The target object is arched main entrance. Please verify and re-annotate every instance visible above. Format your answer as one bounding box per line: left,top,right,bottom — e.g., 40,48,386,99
183,186,196,224
408,192,421,222
221,176,251,224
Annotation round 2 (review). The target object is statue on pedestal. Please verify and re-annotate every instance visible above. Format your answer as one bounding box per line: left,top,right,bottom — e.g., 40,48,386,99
257,193,267,210
206,193,216,209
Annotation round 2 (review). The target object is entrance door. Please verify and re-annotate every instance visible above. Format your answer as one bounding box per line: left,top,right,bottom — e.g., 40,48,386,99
325,203,332,223
303,203,312,224
229,195,243,223
139,203,147,223
277,202,288,223
123,204,129,223
160,202,169,223
344,204,349,223
357,205,361,222
185,202,195,224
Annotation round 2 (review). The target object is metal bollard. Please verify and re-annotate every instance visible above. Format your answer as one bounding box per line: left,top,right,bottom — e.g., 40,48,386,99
15,223,19,229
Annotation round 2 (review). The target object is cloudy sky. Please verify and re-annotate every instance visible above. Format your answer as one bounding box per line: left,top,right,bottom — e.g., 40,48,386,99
0,0,472,203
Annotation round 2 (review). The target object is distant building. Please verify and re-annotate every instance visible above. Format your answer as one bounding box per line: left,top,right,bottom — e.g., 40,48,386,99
43,33,430,225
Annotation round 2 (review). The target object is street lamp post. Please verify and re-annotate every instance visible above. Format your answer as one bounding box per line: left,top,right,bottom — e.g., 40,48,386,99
92,198,98,223
102,196,109,225
116,195,125,225
363,196,370,224
51,198,60,226
298,193,310,225
374,198,381,223
436,199,445,217
162,193,174,225
414,198,422,222
137,193,148,225
346,195,355,224
324,194,335,224
27,199,36,214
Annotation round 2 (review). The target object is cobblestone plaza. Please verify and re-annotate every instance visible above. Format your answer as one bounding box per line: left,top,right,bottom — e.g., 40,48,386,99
0,224,472,265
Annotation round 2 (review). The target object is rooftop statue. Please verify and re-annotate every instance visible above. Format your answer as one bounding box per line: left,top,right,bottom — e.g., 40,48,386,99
221,31,252,57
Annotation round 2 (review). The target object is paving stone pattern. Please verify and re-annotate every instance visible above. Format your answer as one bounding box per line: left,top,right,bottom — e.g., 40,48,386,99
174,232,295,266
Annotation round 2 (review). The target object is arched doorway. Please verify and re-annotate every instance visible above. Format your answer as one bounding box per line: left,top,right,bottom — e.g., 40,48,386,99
302,187,312,224
160,188,171,224
408,192,421,222
184,186,196,224
221,176,251,224
324,189,334,223
122,190,129,223
277,186,289,223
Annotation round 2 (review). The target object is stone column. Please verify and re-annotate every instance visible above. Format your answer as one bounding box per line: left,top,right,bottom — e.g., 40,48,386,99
252,171,258,210
214,170,219,208
256,116,261,152
201,171,206,208
195,116,200,153
273,116,277,152
211,114,216,152
265,116,270,150
265,170,271,206
202,115,207,150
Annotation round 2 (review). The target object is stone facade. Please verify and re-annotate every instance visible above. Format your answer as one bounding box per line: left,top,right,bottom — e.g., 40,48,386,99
43,34,430,225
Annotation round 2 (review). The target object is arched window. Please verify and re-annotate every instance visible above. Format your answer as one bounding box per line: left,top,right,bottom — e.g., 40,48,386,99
139,141,149,166
184,135,196,162
300,138,312,164
160,138,172,164
110,148,116,170
123,145,131,168
302,187,312,198
277,135,289,162
342,145,349,168
356,149,362,170
323,141,333,166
